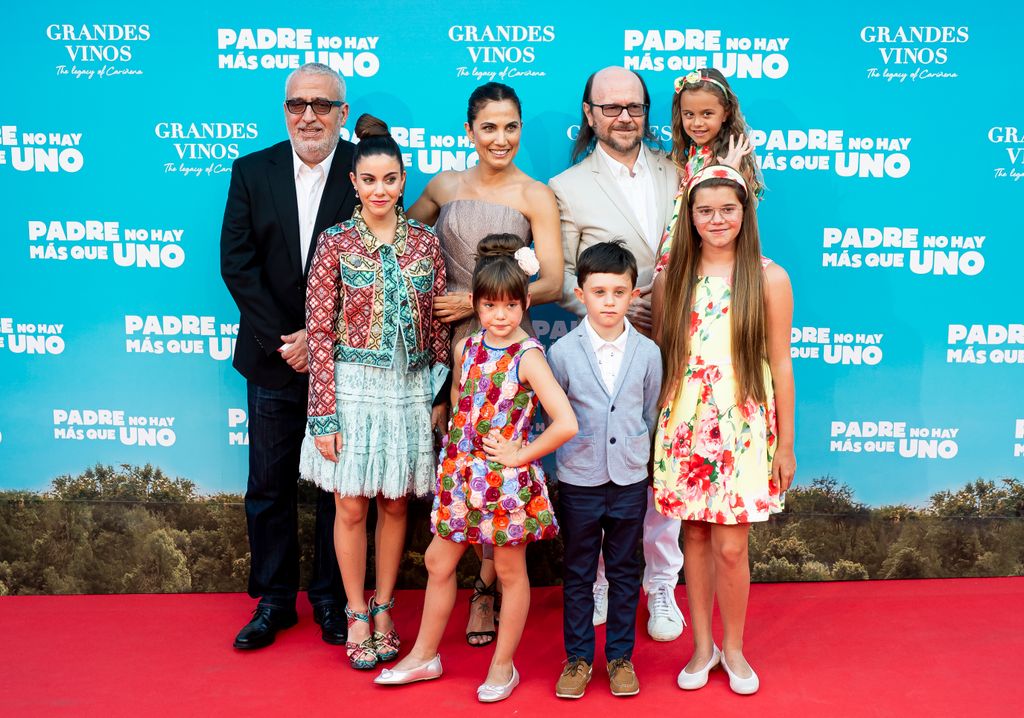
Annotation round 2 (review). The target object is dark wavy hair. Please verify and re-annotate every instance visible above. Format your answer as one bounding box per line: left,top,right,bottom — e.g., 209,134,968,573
571,69,658,164
670,68,763,197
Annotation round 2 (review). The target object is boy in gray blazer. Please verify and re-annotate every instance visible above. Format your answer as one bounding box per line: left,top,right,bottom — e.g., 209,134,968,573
548,242,663,698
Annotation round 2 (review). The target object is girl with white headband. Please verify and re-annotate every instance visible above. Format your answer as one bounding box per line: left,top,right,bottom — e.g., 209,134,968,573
651,165,796,696
654,68,766,274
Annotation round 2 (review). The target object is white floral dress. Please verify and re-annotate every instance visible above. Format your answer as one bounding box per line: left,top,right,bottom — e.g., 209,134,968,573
652,263,783,524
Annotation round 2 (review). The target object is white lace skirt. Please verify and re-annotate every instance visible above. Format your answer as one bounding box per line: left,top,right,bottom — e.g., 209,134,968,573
300,335,434,498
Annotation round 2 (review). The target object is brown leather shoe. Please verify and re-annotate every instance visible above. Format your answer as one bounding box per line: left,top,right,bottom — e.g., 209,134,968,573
607,658,640,696
555,658,592,699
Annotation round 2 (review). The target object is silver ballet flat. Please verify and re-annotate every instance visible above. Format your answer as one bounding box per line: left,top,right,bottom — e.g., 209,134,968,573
477,664,519,703
373,654,443,685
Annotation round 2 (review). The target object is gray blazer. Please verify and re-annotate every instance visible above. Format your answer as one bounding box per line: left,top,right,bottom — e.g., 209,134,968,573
548,321,663,487
549,145,679,317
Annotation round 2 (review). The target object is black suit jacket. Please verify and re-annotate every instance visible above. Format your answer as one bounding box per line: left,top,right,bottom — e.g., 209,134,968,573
221,139,357,388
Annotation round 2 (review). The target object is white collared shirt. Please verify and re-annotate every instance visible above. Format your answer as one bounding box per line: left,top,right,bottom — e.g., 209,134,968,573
584,316,631,393
292,147,336,267
595,142,660,252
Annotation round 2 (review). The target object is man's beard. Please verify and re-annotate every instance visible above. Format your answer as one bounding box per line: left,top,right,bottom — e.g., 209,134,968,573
595,123,641,154
290,128,339,162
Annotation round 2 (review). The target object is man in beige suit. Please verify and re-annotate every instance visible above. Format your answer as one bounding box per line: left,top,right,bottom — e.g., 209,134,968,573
549,65,685,641
550,66,678,331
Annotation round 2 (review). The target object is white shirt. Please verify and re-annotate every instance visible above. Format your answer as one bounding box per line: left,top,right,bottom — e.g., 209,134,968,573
292,147,336,267
583,316,631,393
595,142,660,252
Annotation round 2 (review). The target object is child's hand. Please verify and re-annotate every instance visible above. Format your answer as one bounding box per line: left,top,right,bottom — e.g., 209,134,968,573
483,430,524,468
717,134,753,170
771,447,796,493
315,432,343,463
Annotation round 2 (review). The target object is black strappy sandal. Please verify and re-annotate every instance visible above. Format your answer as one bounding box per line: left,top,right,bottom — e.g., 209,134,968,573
465,577,498,647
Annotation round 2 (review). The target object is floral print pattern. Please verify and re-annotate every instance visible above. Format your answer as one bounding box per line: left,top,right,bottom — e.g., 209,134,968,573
653,268,783,524
653,144,713,276
431,331,558,545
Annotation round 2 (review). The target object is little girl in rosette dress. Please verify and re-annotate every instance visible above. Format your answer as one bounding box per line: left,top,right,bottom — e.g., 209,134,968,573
376,233,577,703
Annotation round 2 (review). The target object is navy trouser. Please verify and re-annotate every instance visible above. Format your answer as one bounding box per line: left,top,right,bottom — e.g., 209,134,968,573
559,479,647,663
245,377,343,610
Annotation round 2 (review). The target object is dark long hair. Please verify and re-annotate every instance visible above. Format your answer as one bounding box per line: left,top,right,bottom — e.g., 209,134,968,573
571,69,658,164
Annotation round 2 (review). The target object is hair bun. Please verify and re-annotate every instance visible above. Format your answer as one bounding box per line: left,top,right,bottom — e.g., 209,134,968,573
476,233,525,259
354,113,389,140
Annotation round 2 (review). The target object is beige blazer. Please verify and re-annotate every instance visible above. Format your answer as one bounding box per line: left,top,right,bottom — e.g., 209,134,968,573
549,144,679,317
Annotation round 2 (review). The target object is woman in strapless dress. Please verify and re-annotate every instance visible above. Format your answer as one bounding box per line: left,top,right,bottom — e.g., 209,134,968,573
408,82,562,351
407,81,563,648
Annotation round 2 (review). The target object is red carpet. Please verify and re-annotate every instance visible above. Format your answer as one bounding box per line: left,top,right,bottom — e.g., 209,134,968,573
2,578,1021,716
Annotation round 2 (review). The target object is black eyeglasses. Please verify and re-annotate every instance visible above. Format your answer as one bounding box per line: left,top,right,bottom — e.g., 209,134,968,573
284,98,343,115
587,102,649,118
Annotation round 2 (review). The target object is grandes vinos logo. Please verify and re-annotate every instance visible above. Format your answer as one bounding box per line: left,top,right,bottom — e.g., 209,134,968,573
46,23,149,79
448,25,555,81
989,126,1024,182
860,25,967,82
154,121,259,177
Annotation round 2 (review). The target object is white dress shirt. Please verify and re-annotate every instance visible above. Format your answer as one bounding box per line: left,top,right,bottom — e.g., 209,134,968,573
584,316,631,393
595,143,660,252
292,147,336,267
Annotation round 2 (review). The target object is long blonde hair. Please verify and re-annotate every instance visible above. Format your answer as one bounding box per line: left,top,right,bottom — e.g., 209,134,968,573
659,177,767,407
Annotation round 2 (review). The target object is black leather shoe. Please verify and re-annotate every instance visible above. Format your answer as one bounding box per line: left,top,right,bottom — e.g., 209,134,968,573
313,604,347,645
233,605,298,650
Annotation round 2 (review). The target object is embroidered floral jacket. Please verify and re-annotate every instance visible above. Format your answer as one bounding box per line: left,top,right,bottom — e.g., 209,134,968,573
306,207,450,436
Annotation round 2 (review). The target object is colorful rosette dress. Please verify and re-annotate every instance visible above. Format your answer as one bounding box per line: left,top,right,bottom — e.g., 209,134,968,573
431,331,558,545
652,262,784,524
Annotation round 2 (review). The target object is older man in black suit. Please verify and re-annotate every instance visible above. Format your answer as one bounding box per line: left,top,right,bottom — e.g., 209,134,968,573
221,62,356,650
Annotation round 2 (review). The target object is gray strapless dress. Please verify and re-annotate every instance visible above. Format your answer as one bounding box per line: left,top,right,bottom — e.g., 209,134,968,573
435,199,536,350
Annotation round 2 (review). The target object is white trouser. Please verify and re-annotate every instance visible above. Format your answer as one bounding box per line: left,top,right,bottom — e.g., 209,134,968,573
596,487,683,592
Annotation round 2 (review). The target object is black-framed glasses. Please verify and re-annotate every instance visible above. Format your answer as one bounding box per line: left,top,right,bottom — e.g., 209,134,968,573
587,102,649,118
284,98,343,115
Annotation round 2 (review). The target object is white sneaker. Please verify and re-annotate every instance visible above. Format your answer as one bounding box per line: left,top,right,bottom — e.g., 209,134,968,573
592,583,608,626
646,584,684,641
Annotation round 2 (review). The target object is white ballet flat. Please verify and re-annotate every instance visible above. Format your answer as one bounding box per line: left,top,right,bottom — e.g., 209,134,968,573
374,654,443,685
676,645,721,690
477,664,520,703
720,652,759,695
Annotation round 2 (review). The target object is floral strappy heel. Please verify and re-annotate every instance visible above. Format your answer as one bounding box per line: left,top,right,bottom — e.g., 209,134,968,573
345,605,378,670
369,595,400,662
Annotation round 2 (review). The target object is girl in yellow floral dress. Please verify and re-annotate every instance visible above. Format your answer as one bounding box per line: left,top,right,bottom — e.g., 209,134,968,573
651,165,795,696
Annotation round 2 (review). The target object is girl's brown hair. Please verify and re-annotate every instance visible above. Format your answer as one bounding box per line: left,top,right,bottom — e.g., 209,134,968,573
659,176,767,407
669,68,764,198
472,233,529,308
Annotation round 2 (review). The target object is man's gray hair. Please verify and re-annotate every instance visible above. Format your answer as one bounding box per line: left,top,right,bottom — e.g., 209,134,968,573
285,63,346,101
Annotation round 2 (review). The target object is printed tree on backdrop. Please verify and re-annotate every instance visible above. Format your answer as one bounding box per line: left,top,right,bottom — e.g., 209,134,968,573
2,466,1022,594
